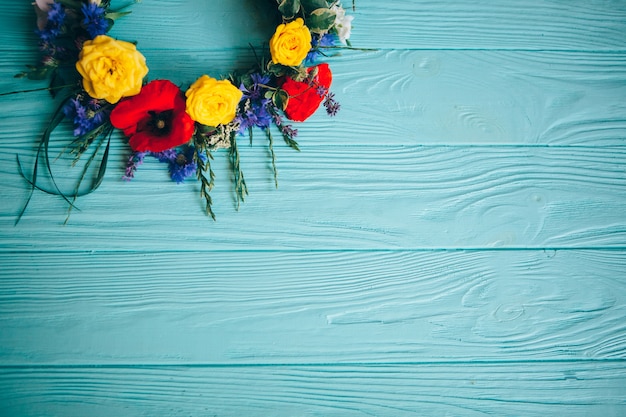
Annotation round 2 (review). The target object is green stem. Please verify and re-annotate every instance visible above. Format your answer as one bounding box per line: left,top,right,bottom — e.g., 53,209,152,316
229,134,248,210
267,129,278,188
194,135,216,221
0,84,76,97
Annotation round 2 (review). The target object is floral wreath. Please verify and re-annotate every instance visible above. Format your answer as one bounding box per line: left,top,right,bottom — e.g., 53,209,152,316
16,0,355,222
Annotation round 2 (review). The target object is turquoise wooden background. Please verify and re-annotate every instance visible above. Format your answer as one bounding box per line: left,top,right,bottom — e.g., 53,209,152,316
1,0,625,415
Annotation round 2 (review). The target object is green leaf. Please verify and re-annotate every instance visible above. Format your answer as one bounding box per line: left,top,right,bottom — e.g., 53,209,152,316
266,61,290,77
292,66,310,82
48,69,67,98
16,94,82,224
301,0,329,13
266,130,278,189
25,66,53,81
272,89,290,111
104,18,115,33
197,124,217,135
283,136,300,152
306,8,337,34
278,0,301,19
105,11,132,21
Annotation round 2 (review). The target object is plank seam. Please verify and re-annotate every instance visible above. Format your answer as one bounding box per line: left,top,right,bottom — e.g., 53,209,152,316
1,247,625,255
1,359,625,369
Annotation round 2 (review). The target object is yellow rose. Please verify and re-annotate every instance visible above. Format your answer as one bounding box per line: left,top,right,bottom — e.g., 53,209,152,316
76,35,148,104
185,75,243,126
269,18,312,67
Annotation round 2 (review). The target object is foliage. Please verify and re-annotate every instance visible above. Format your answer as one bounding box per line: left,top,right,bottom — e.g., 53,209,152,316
14,0,356,222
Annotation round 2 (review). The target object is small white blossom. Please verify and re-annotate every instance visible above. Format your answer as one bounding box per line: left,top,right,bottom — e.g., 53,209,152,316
331,4,354,43
33,0,52,30
34,0,52,11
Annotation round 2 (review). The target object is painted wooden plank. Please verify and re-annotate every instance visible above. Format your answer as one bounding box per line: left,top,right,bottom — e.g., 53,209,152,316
0,0,623,414
4,49,626,146
1,361,625,417
0,250,624,364
1,146,624,251
2,0,626,51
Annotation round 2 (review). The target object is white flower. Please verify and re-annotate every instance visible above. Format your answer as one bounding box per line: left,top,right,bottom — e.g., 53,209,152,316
33,0,53,30
331,4,354,43
34,0,52,12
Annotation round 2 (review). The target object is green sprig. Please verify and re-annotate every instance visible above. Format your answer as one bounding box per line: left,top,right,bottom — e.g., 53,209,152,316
267,129,279,188
229,134,248,210
16,96,113,224
194,132,217,221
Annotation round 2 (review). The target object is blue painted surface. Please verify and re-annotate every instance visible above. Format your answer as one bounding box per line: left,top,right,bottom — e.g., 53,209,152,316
1,0,625,415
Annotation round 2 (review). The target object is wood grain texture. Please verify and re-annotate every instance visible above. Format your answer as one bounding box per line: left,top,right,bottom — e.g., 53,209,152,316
3,50,626,146
106,0,626,50
1,146,624,250
2,0,626,51
1,362,625,417
1,0,625,415
0,250,624,364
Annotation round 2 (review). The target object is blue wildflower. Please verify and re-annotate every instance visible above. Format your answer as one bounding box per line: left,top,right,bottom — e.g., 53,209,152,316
236,73,273,135
81,2,109,38
46,2,66,26
236,98,273,134
248,73,271,98
169,146,202,183
152,149,178,164
151,146,203,183
306,33,339,65
36,2,66,43
63,96,108,137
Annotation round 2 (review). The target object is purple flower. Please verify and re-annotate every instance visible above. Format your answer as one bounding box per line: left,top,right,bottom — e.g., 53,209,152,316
271,111,298,140
81,2,109,38
323,91,341,116
236,73,274,134
123,151,146,181
123,146,203,183
152,149,178,163
63,96,109,137
236,99,273,133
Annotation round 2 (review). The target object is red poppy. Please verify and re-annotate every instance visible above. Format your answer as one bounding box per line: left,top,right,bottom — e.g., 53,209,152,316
281,63,332,122
110,79,196,152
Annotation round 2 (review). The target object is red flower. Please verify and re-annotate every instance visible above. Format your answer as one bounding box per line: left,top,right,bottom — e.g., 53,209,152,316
281,63,332,122
110,80,195,152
